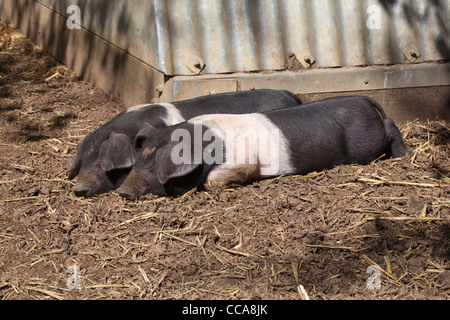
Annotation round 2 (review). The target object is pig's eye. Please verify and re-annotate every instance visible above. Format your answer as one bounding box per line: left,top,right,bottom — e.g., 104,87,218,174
134,135,146,149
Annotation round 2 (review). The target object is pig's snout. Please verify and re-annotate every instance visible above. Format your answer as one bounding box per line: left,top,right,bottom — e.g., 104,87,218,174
117,185,137,200
117,170,151,200
73,182,95,197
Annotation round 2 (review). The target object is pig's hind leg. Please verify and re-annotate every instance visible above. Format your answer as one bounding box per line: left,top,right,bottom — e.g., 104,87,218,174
383,118,409,158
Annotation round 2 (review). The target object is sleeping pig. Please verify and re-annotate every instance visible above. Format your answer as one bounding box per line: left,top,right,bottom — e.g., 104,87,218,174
116,96,409,200
68,89,302,196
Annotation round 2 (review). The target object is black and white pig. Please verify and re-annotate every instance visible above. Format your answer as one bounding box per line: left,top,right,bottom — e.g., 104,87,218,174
117,96,409,200
68,89,302,196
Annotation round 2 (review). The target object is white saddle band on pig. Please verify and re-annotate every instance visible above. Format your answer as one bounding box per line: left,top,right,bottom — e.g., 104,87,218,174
188,113,295,186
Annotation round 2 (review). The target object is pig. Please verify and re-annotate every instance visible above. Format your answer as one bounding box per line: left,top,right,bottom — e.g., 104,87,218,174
68,89,302,196
117,96,409,200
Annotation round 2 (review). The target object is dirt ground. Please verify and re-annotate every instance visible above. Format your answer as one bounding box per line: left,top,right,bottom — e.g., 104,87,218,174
1,21,449,300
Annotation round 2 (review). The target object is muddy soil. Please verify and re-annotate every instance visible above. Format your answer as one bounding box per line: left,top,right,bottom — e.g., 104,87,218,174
0,21,449,300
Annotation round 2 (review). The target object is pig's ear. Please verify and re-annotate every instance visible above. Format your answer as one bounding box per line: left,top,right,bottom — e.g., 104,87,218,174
99,133,137,172
155,145,202,185
68,148,82,180
134,123,156,149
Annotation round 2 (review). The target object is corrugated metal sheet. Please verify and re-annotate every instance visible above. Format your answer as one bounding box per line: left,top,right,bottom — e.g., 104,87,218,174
153,0,450,75
36,0,449,76
36,0,159,68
